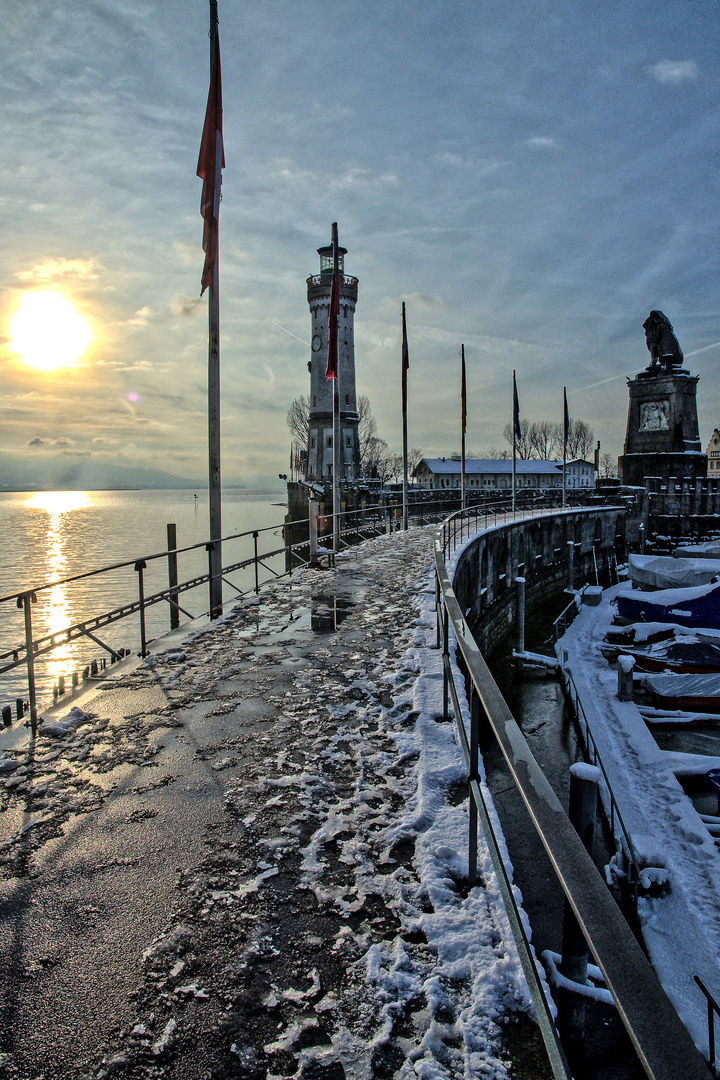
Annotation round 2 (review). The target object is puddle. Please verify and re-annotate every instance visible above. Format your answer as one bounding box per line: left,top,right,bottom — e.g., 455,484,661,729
310,593,356,633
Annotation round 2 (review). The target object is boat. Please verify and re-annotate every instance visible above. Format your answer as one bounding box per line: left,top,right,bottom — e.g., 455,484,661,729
628,553,720,590
606,640,720,674
616,579,720,630
644,673,720,713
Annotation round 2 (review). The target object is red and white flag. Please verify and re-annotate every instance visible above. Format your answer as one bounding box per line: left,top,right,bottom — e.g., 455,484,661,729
197,35,224,296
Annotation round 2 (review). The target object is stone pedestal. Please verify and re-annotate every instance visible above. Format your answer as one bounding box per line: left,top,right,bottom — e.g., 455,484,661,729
618,368,706,487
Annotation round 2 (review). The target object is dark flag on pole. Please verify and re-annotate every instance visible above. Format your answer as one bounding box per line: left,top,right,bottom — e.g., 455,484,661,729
461,348,467,435
325,268,339,380
401,302,409,417
197,31,224,296
563,386,570,450
513,370,521,441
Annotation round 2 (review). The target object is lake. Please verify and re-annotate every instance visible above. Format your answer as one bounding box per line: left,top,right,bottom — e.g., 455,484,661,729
0,488,288,715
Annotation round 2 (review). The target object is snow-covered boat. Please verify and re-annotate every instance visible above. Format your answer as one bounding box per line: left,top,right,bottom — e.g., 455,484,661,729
616,579,720,630
606,640,720,674
644,673,720,713
628,553,720,590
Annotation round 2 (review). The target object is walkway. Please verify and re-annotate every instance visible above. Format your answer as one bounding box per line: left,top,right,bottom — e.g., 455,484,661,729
0,528,534,1080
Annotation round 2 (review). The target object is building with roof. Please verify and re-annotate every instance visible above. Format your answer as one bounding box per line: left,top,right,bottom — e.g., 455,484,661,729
565,459,596,488
412,457,583,491
706,430,720,476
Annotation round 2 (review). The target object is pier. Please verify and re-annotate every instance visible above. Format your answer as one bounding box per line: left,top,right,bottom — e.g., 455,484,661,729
0,507,714,1079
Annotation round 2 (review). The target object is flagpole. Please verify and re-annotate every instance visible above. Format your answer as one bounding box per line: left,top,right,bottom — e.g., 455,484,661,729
460,345,466,511
401,302,409,531
331,223,341,554
563,386,568,508
207,0,222,618
512,370,517,517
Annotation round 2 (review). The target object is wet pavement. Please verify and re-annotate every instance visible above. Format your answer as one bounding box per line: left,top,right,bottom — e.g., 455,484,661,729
0,530,535,1080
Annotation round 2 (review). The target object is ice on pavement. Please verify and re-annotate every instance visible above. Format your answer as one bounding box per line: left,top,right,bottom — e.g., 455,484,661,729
0,527,533,1080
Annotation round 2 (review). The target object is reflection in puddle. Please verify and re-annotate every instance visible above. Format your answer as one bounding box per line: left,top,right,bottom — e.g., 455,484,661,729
311,593,356,633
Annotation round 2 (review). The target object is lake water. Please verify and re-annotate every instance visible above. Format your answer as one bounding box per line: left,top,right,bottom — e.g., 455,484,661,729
0,488,288,714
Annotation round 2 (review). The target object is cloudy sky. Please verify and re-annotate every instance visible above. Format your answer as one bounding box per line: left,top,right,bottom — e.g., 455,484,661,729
1,0,718,486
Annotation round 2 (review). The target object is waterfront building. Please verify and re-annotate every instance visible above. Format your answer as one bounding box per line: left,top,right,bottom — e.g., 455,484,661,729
565,458,596,489
413,457,571,490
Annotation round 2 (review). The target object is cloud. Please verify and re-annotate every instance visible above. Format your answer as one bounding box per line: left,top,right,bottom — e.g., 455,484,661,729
16,257,101,283
28,436,50,446
171,294,203,316
648,60,699,84
524,136,559,150
126,306,153,327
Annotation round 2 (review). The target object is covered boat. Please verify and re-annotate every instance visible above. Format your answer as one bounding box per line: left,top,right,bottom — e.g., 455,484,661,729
644,673,720,713
616,580,720,630
628,554,720,590
673,540,720,560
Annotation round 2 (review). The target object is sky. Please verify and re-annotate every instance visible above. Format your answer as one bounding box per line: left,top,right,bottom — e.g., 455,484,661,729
0,0,718,487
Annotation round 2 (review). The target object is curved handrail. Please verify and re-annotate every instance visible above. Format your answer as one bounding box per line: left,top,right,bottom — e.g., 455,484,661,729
434,504,711,1080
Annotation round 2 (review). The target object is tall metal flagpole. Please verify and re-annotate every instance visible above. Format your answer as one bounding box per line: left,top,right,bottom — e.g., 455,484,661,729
207,0,222,618
461,346,466,511
331,224,341,554
512,370,517,516
563,386,568,508
401,302,409,531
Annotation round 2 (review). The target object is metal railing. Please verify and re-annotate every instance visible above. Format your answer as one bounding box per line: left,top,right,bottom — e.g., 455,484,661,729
434,503,712,1080
1,502,396,731
560,666,643,912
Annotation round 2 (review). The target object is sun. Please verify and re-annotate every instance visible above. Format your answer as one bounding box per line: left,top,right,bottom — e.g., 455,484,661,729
9,291,93,372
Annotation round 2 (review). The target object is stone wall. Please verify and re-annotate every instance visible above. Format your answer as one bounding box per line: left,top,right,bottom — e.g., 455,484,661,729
451,508,628,656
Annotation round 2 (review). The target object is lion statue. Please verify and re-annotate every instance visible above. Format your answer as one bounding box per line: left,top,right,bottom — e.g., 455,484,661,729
643,310,684,373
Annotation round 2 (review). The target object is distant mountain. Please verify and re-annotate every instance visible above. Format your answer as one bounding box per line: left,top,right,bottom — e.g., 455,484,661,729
0,454,204,492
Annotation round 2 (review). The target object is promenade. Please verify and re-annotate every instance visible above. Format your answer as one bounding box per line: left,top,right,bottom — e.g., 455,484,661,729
0,528,533,1080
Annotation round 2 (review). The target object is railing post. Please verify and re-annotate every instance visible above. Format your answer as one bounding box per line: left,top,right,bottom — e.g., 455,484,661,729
442,604,449,722
468,689,480,884
558,762,600,1053
253,531,260,594
167,523,179,631
515,576,526,655
309,500,319,567
567,539,574,591
135,561,148,657
17,592,38,734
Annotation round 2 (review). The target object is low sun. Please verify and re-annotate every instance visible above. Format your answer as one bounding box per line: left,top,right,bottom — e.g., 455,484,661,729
9,291,93,372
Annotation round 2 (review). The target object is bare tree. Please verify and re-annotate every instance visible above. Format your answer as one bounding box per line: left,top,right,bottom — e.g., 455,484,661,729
599,452,617,478
502,418,533,459
286,395,310,446
487,446,510,459
567,419,594,460
528,420,555,460
407,447,424,480
363,436,392,483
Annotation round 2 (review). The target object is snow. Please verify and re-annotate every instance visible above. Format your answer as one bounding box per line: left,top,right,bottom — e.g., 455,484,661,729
557,582,720,1055
0,525,533,1079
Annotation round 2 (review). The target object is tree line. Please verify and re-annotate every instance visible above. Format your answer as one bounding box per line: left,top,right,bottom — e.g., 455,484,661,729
287,396,614,481
492,418,595,461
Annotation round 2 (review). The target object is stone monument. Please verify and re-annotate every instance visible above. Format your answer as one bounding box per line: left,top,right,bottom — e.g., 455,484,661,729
618,311,706,487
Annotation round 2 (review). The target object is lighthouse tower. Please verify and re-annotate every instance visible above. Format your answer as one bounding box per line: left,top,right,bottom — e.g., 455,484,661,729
305,235,360,482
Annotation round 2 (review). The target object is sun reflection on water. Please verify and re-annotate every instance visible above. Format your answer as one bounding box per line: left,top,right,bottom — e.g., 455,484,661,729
24,491,93,685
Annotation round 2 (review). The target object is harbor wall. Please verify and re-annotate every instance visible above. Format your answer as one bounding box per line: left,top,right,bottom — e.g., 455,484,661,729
452,508,628,655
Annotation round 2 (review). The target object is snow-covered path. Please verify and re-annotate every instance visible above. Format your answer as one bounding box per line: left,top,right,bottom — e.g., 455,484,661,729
0,528,532,1080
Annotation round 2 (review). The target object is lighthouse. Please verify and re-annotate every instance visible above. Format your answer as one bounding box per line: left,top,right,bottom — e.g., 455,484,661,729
305,233,361,482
